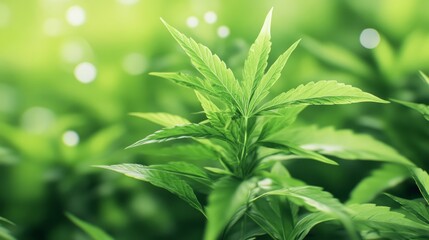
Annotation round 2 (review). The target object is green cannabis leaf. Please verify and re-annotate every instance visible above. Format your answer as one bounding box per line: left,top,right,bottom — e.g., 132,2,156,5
67,213,114,240
99,9,404,240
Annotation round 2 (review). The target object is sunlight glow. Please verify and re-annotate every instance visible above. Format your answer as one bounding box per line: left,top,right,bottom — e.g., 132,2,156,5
74,62,97,83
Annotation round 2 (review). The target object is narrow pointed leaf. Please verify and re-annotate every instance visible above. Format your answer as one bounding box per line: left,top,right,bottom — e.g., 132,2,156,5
243,9,272,99
204,177,257,240
411,167,429,205
250,40,301,112
127,124,225,148
348,164,409,204
98,163,206,216
392,99,429,121
150,72,215,97
67,213,114,240
288,212,335,240
420,71,429,85
161,19,242,111
130,112,190,127
259,141,338,165
349,204,429,238
258,80,388,113
385,193,429,224
268,125,413,165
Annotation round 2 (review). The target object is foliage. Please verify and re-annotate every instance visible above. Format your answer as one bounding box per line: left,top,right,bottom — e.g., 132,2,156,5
98,9,422,239
67,213,114,240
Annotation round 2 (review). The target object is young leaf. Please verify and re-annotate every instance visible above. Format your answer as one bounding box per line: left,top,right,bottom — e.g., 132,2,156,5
258,80,388,113
127,123,225,148
98,163,206,216
249,40,301,113
204,177,257,240
411,167,429,205
348,164,409,204
385,193,429,224
130,112,190,127
242,9,272,101
161,19,243,112
66,213,114,240
253,186,359,240
349,204,429,238
392,99,429,121
267,125,413,166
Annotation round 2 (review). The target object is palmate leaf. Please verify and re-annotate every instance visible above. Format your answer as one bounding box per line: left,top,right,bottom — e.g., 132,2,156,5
348,164,409,204
67,213,114,240
98,163,207,216
249,40,301,114
161,19,243,113
268,125,413,166
257,80,388,113
392,99,429,121
253,186,359,240
204,177,257,240
242,9,272,104
127,123,226,148
349,204,429,238
411,167,429,205
385,193,429,224
130,112,190,127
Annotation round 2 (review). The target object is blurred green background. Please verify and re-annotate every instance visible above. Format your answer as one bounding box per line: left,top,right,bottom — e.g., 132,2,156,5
0,0,428,239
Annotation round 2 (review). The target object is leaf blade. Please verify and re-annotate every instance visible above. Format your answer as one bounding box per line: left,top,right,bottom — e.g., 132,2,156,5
258,80,388,113
98,163,206,216
67,213,114,240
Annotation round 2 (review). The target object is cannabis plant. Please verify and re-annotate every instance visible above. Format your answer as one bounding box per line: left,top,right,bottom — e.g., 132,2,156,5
100,10,429,239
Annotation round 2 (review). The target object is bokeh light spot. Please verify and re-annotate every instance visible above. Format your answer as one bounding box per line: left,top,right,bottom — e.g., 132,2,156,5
74,62,97,84
122,53,147,75
186,16,199,28
0,3,11,27
204,11,217,24
62,130,79,147
360,28,380,49
43,18,62,36
66,6,86,26
61,41,85,63
217,26,230,38
117,0,139,5
21,107,55,134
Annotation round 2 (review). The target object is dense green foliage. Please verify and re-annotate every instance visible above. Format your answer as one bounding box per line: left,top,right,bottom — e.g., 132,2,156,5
99,10,429,239
1,1,429,239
